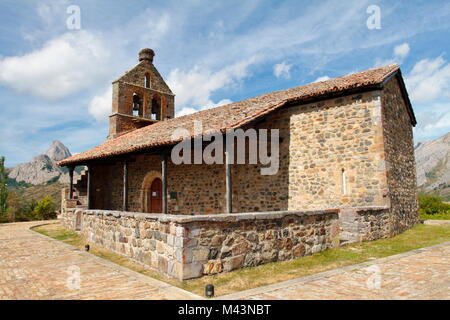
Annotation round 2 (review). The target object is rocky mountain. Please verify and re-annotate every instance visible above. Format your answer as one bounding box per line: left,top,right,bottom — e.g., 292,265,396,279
7,141,77,185
415,132,450,199
45,140,72,162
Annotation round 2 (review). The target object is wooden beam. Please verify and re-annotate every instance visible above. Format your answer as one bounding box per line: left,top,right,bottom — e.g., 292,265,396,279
87,165,92,209
123,161,128,211
68,167,74,199
161,153,168,214
225,150,232,213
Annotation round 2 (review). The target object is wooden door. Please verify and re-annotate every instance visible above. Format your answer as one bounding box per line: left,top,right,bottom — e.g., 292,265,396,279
148,178,162,213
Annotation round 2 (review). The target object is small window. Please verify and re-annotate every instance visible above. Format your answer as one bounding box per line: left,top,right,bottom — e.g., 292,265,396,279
144,74,150,88
341,168,347,195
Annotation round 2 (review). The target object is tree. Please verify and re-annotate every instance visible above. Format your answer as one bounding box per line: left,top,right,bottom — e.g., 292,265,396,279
0,156,7,218
5,191,24,222
33,196,56,220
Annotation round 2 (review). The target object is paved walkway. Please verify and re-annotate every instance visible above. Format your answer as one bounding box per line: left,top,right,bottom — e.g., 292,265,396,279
423,219,450,225
219,241,450,300
1,221,449,300
0,221,200,300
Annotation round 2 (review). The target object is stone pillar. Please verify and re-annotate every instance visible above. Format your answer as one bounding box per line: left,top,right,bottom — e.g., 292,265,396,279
87,165,92,210
161,152,168,214
68,166,74,199
123,161,128,211
225,150,232,213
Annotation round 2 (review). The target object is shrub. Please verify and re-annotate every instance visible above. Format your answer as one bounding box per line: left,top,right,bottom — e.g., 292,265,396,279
418,194,450,215
32,196,57,220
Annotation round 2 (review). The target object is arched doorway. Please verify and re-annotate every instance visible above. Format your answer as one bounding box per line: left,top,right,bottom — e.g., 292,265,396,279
148,178,162,213
141,170,162,213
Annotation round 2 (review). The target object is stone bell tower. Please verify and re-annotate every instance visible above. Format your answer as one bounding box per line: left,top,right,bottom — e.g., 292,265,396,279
108,48,175,139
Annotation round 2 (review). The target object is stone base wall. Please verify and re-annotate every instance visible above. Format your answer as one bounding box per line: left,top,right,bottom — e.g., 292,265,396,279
58,206,406,280
59,210,74,229
59,209,340,280
338,207,391,243
184,210,340,277
79,210,183,279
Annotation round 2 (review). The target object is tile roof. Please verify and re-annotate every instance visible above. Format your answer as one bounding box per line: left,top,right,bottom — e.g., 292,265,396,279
58,64,407,166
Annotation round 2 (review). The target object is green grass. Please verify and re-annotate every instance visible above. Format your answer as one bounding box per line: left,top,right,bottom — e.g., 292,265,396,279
33,223,83,246
33,223,450,297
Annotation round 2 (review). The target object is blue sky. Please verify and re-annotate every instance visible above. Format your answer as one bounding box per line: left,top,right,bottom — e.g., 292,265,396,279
0,0,449,167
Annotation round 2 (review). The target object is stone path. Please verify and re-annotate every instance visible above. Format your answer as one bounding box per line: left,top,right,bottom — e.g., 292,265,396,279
0,221,201,300
423,219,450,225
1,221,449,300
218,241,450,300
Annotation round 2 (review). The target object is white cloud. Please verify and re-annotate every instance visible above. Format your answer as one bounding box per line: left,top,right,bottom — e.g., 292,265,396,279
314,75,331,83
0,31,112,100
176,107,198,117
88,87,112,122
176,99,233,117
394,43,410,59
406,56,450,102
204,99,233,108
167,57,256,114
375,42,410,67
413,102,450,140
273,61,292,79
36,1,65,26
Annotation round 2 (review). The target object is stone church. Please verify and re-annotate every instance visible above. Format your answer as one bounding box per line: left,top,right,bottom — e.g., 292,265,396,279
58,48,418,280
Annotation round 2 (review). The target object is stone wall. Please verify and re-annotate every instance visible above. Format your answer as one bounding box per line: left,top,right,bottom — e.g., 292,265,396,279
338,206,391,243
381,77,419,235
184,210,340,277
61,209,340,280
234,90,389,212
167,162,226,215
78,210,183,279
89,155,226,214
59,208,78,230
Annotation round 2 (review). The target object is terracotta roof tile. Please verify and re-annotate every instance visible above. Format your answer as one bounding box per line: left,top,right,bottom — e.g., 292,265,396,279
58,64,400,166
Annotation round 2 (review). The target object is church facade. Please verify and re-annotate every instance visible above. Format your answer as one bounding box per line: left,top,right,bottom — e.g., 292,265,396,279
58,49,418,280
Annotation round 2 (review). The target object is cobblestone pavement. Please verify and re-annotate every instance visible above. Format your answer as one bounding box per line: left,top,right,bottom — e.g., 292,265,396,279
0,221,201,300
219,241,450,300
1,221,449,300
423,219,450,225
